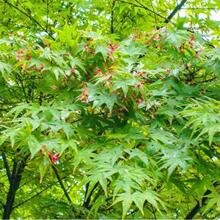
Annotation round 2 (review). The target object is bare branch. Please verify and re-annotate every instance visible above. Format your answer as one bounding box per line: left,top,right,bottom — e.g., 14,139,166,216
51,165,72,204
164,0,188,23
3,155,28,219
83,182,99,208
110,0,116,33
1,150,12,184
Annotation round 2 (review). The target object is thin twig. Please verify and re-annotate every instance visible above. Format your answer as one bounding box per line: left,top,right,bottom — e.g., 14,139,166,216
2,0,55,40
118,0,166,20
12,187,48,209
15,72,29,103
135,0,167,20
110,0,116,33
190,77,217,85
51,165,72,204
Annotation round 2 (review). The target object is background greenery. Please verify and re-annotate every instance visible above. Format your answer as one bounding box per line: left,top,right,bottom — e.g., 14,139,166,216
0,0,220,219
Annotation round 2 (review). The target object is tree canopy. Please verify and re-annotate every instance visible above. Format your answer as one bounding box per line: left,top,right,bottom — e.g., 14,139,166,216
0,0,220,219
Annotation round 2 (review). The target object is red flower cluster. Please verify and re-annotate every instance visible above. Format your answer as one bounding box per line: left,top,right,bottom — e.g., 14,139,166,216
189,35,195,48
136,98,143,105
94,67,103,76
16,49,25,61
107,43,119,58
109,43,119,53
136,81,143,89
41,145,59,164
48,152,59,164
33,63,45,71
80,84,89,102
71,67,75,74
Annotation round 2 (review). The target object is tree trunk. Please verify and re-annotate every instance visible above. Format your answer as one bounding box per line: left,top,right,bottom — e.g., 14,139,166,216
3,159,26,219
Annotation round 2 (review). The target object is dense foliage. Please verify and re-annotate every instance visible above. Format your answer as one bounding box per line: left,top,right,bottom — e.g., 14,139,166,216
0,0,220,219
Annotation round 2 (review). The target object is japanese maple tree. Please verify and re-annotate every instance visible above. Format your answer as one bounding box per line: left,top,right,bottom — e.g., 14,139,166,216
0,0,220,219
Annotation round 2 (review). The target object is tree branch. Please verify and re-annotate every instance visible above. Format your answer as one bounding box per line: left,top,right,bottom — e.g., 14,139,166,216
2,0,55,40
197,77,217,84
12,187,47,209
110,0,116,33
51,165,72,204
164,0,188,23
84,182,90,204
1,150,12,184
188,76,217,85
118,0,214,49
118,0,166,20
13,174,69,210
15,72,29,103
83,182,99,209
135,0,167,20
3,155,29,219
185,182,219,219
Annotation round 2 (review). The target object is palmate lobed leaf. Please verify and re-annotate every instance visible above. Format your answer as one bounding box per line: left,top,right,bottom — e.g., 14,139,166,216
0,17,220,219
0,61,12,81
160,147,193,177
28,134,42,158
181,98,220,145
113,190,164,218
202,190,220,214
